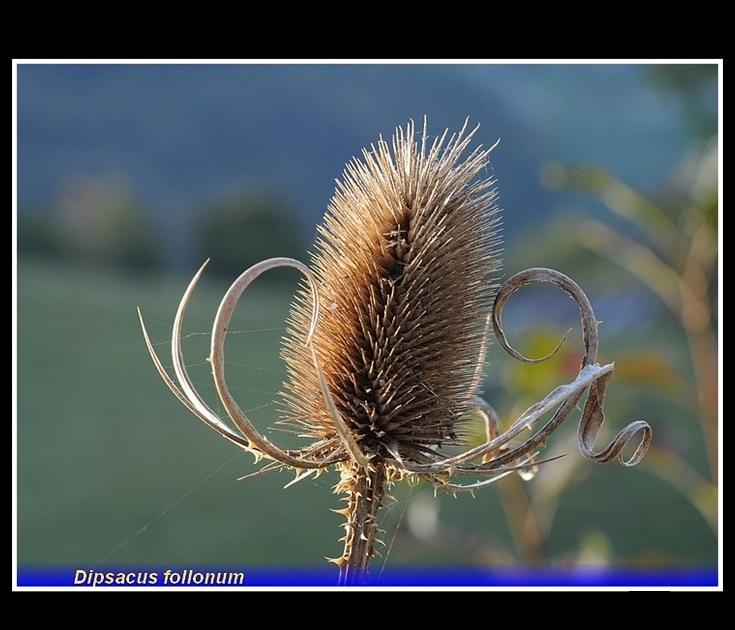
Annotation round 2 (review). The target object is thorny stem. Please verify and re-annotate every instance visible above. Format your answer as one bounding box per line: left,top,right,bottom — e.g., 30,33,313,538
334,463,386,586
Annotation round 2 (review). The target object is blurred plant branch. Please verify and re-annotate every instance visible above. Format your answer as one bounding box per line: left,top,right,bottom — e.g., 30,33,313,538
465,133,720,566
540,137,718,486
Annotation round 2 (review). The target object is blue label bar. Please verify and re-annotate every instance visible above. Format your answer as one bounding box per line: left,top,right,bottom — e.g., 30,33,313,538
15,565,719,588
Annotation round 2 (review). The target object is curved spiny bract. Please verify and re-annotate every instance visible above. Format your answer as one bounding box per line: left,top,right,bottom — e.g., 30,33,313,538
279,119,502,466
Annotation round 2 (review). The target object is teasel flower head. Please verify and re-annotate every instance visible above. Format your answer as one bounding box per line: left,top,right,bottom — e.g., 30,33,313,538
279,119,501,465
139,118,652,585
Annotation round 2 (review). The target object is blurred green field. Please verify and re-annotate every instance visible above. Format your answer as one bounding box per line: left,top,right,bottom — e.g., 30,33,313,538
15,257,718,577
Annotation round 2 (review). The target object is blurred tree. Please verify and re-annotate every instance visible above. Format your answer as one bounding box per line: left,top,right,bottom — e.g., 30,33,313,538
16,204,62,259
18,173,161,272
193,187,309,280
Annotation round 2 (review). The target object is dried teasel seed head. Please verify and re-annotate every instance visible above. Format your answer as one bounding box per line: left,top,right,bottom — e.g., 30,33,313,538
279,119,502,464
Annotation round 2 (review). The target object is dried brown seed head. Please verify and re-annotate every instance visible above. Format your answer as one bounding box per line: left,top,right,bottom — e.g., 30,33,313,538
279,120,502,462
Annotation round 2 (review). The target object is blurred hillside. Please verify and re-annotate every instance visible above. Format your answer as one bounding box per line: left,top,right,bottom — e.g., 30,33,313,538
15,63,714,275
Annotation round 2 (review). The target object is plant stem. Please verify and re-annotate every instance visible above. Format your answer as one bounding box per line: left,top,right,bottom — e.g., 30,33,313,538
335,462,386,586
